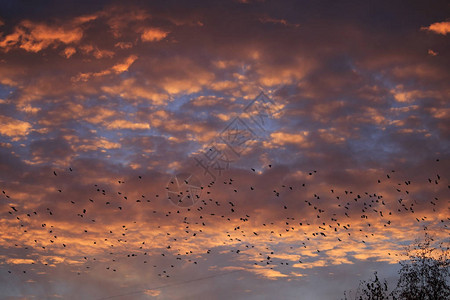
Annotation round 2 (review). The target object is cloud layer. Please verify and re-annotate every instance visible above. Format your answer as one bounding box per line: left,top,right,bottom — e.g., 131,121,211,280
0,1,449,299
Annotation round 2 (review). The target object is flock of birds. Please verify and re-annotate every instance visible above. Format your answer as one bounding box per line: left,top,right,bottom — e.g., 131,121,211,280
1,158,448,289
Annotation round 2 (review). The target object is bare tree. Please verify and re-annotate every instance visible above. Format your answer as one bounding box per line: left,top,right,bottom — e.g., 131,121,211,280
343,233,449,300
392,233,449,300
342,271,392,300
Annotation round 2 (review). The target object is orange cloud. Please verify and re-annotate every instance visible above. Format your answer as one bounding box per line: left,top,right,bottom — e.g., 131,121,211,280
0,115,32,137
421,21,450,35
6,258,36,265
18,104,41,114
144,290,161,297
0,20,83,53
75,137,121,151
73,55,137,81
79,44,115,59
251,265,289,279
61,47,76,58
318,128,346,144
257,57,315,87
270,131,309,146
427,49,438,56
111,55,138,72
114,41,133,49
84,108,118,124
71,14,99,26
390,87,446,103
106,119,150,130
211,80,239,91
101,78,168,105
140,27,170,42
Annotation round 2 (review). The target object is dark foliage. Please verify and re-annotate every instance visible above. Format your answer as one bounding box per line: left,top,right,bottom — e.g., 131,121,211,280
343,234,449,300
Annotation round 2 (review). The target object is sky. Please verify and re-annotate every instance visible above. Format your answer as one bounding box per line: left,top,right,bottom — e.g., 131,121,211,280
0,0,449,299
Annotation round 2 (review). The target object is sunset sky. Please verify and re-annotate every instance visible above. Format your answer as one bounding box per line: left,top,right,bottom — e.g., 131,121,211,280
0,1,449,299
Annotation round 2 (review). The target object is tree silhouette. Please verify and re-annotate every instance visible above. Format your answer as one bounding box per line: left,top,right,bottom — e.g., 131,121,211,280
392,233,449,300
343,234,449,300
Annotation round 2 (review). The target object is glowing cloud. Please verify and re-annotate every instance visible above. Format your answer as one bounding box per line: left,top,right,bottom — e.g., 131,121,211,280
0,20,83,52
0,115,32,137
140,27,170,42
421,21,450,35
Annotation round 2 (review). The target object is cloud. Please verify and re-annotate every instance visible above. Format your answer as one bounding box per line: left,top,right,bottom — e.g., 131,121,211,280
84,107,118,124
0,20,83,53
0,2,449,299
0,115,32,137
103,7,151,38
61,47,77,58
71,14,99,26
427,49,438,56
140,27,170,42
114,41,133,49
73,54,137,81
111,54,138,72
101,78,168,105
251,266,289,279
421,21,450,35
144,289,161,296
270,131,309,146
76,137,121,151
79,44,115,59
105,119,150,130
258,15,300,28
